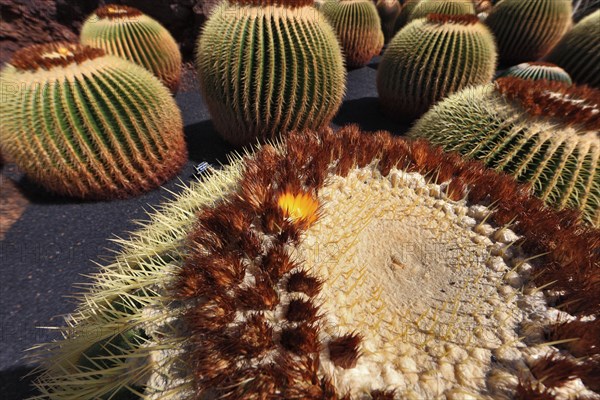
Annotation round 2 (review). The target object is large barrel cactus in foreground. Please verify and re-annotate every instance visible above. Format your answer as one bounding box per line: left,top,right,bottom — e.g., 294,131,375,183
485,0,573,66
378,14,497,120
410,77,600,227
195,0,346,147
545,10,600,88
80,5,182,93
32,126,599,399
0,43,187,199
321,0,385,68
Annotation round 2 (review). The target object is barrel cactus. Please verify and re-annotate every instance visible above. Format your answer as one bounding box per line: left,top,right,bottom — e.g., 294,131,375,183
485,0,573,66
321,0,385,68
545,10,600,88
408,0,476,21
80,5,182,93
409,77,600,226
31,126,599,399
497,61,572,84
0,42,187,199
195,0,346,147
378,14,497,120
376,0,402,43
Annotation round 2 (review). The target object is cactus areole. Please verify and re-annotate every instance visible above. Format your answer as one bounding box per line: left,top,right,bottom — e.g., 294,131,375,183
0,42,187,199
195,0,346,147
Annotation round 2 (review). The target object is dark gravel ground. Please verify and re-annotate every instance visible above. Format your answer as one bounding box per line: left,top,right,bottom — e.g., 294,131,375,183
0,60,410,399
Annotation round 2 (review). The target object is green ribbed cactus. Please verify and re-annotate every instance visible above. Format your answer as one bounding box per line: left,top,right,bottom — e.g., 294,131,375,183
321,0,384,68
0,43,187,199
497,61,573,84
485,0,573,66
545,10,600,88
195,0,346,147
80,5,182,93
409,77,600,227
408,0,476,22
377,14,497,120
376,0,402,43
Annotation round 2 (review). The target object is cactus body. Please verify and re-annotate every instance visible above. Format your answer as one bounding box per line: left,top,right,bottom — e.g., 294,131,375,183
409,78,600,226
545,10,600,88
378,14,497,120
195,0,346,147
80,5,182,93
409,0,476,21
497,61,572,84
32,126,600,399
485,0,573,66
0,43,187,199
321,0,384,68
376,0,402,44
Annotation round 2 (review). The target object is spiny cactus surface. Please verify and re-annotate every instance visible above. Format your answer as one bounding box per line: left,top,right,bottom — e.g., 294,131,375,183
485,0,573,66
321,0,385,68
497,61,572,84
408,0,476,22
409,77,600,226
195,0,346,147
80,5,182,93
0,42,187,199
545,10,600,88
31,126,599,399
378,14,497,120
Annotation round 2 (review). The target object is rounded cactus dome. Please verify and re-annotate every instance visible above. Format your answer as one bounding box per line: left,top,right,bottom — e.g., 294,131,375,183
0,41,187,199
497,61,573,85
409,77,600,226
32,127,599,399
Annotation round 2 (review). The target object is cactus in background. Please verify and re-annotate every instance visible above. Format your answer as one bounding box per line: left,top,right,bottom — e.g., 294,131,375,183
393,0,419,34
321,0,385,68
409,0,476,21
409,77,600,226
31,126,600,399
80,5,182,93
545,10,600,88
378,14,497,120
195,0,346,147
0,42,187,199
377,0,402,43
485,0,573,66
497,61,573,84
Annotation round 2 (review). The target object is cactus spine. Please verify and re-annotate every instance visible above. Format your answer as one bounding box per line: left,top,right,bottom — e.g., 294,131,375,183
409,78,600,226
497,61,573,84
80,5,182,93
321,0,385,68
485,0,573,66
376,0,402,44
378,14,497,120
0,43,187,199
409,0,476,22
545,10,600,88
195,0,346,147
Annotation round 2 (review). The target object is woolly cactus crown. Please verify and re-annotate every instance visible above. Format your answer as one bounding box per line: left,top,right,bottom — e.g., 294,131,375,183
409,77,600,226
32,126,599,399
81,4,182,93
378,13,497,120
195,0,345,146
0,42,187,199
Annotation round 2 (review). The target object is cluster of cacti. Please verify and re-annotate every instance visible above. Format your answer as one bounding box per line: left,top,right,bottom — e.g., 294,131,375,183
408,0,476,21
409,77,600,226
545,10,600,88
377,13,497,120
497,61,572,84
376,0,402,43
32,126,600,399
320,0,384,68
485,0,573,66
195,0,345,147
0,42,187,199
80,5,182,93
